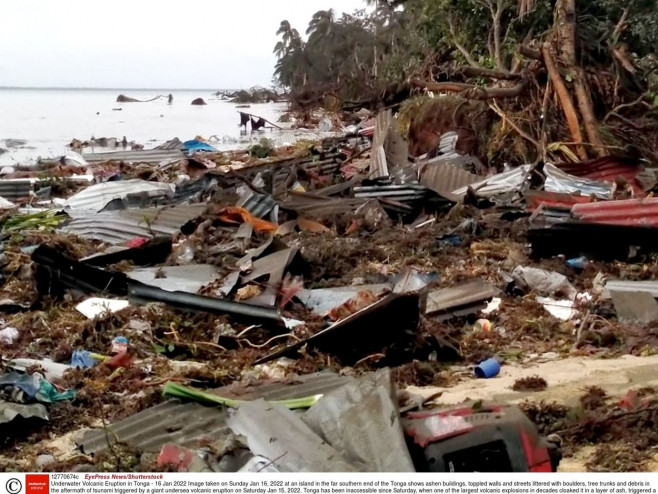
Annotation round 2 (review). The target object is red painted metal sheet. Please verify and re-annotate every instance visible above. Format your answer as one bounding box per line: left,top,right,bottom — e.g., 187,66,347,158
525,190,593,211
571,198,658,226
555,156,645,195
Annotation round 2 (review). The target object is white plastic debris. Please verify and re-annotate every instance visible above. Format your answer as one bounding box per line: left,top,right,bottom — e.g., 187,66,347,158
536,296,576,321
76,298,130,319
63,151,88,168
513,266,578,300
0,326,19,345
481,297,502,315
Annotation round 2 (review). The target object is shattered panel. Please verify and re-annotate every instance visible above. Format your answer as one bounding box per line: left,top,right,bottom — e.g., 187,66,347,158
127,265,221,293
420,162,480,202
426,280,497,318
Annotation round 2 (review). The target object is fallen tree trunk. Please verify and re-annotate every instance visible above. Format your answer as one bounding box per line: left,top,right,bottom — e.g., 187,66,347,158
410,78,528,100
557,0,606,158
459,66,524,80
541,44,588,161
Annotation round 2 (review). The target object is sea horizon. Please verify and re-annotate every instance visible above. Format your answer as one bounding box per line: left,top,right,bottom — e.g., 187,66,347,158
0,86,249,92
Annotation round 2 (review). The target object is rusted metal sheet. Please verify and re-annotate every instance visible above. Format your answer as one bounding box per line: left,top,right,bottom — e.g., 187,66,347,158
525,190,593,211
571,197,658,226
555,156,647,194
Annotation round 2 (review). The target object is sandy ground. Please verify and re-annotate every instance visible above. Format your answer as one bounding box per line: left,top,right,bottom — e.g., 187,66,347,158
409,354,658,471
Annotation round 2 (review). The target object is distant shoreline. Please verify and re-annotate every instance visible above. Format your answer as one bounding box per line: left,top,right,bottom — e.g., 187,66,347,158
0,87,239,92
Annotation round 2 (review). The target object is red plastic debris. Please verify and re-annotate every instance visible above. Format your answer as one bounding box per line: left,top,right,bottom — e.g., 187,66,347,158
157,443,195,472
618,389,639,411
125,237,149,249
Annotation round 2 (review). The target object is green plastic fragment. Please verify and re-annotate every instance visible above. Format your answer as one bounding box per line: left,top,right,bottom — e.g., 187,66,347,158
162,381,322,410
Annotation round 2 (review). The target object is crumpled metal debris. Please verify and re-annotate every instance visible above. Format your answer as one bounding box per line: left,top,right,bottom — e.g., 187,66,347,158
226,399,357,472
304,369,415,472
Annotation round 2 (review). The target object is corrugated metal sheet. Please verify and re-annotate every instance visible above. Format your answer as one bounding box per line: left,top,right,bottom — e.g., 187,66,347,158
64,179,175,213
571,198,658,226
82,149,185,164
555,156,646,194
0,179,34,201
370,111,391,179
155,138,183,151
420,162,480,202
236,189,276,218
452,164,614,199
547,165,614,198
79,373,351,455
215,372,352,401
525,190,593,211
79,400,229,455
426,280,497,318
354,183,427,202
438,131,459,154
61,203,206,244
281,193,368,216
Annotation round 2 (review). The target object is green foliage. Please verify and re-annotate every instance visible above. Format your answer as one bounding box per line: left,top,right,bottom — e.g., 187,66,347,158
248,138,275,158
273,0,658,106
2,210,63,233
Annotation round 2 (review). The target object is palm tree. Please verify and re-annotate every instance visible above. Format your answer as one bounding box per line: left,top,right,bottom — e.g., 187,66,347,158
306,9,336,37
274,20,301,58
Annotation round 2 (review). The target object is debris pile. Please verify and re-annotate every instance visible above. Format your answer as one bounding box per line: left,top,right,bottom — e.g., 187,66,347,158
0,112,657,472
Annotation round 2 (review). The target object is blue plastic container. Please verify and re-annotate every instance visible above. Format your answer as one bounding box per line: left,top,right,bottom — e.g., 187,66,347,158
474,357,500,378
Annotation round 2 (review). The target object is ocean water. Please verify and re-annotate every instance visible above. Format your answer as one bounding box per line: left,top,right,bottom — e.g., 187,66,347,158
0,88,287,167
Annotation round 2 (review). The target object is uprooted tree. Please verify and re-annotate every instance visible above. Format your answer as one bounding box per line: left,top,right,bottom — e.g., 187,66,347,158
274,0,658,165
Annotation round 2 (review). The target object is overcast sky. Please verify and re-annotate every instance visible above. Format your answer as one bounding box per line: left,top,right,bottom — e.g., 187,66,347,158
0,0,361,89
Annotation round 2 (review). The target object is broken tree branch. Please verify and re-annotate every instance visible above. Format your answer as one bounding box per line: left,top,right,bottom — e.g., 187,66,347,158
410,78,528,100
492,1,505,70
540,79,552,161
488,101,542,156
541,43,588,161
604,93,650,123
517,44,542,60
611,5,631,43
448,16,481,68
459,66,524,80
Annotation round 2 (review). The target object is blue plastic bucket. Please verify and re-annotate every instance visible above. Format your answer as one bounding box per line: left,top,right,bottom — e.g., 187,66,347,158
474,358,500,378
